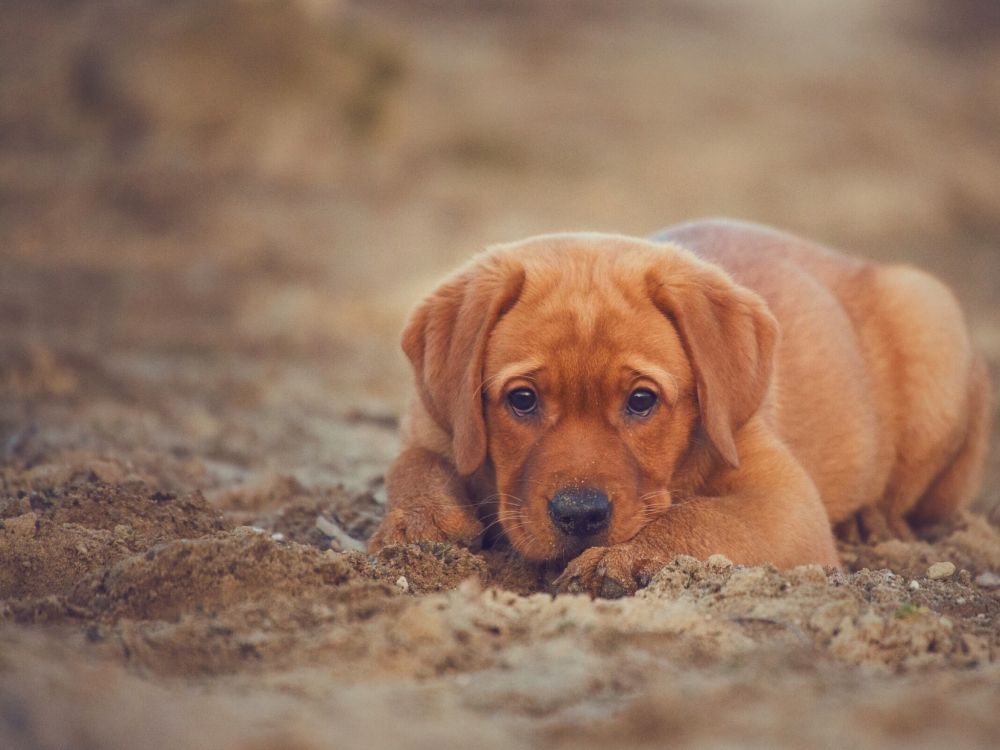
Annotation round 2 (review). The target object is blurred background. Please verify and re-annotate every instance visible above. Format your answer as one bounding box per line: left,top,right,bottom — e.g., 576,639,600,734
1,0,998,507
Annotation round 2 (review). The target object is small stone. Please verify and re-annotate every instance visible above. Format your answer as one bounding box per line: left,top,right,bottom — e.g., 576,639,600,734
315,514,366,552
270,532,285,542
974,571,1000,589
955,597,966,605
927,561,956,580
909,580,921,591
706,554,733,570
395,576,409,592
232,525,266,538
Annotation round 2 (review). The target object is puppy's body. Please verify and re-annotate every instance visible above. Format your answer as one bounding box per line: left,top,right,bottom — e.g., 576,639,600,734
370,220,990,595
660,221,990,533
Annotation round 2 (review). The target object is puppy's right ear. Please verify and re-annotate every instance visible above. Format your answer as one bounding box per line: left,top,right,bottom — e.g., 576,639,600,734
402,254,525,476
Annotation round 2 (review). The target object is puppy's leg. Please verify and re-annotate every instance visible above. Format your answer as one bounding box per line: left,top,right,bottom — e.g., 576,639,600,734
909,356,992,525
368,447,484,551
854,504,914,542
834,515,863,544
556,420,839,597
871,266,985,533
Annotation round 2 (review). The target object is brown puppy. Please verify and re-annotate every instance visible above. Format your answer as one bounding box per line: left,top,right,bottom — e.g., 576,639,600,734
369,219,991,597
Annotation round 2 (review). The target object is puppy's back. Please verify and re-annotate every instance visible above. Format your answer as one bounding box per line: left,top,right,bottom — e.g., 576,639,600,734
654,218,988,526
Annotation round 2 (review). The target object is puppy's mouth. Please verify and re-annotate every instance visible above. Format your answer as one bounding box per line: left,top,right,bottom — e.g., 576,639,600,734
499,485,615,562
548,530,609,563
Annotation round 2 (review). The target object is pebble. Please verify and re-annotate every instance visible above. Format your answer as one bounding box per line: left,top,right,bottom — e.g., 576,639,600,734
909,580,921,591
315,514,366,552
927,561,956,580
395,576,409,593
232,526,267,538
974,571,1000,589
706,554,733,570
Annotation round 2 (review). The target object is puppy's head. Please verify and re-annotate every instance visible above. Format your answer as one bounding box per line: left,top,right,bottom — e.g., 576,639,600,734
403,234,777,562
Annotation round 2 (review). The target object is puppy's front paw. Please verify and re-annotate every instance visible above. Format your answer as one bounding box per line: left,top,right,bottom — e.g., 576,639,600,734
367,506,484,553
554,544,668,599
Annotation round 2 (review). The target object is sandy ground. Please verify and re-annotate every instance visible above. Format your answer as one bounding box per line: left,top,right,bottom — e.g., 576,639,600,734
2,1,1000,748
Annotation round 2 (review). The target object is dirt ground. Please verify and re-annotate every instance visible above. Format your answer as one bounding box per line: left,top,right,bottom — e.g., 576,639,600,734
2,1,1000,748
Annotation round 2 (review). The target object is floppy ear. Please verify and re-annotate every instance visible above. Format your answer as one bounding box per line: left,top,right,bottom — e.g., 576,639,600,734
402,254,526,476
645,255,778,468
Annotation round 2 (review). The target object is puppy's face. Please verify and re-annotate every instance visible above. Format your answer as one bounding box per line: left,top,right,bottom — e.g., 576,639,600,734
484,279,699,561
403,234,776,564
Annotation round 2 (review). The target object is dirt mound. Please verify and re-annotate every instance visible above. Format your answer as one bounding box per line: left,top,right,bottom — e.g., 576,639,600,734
0,514,126,601
209,474,380,550
0,478,224,600
2,474,999,746
356,541,489,594
1,479,223,545
5,468,998,673
640,554,998,669
72,530,381,621
842,513,1000,578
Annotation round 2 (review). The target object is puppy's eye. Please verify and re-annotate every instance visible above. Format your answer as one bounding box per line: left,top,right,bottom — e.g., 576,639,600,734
626,388,657,417
507,387,538,417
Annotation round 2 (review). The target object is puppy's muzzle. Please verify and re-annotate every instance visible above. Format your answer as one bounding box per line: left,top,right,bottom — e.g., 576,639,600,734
548,488,611,537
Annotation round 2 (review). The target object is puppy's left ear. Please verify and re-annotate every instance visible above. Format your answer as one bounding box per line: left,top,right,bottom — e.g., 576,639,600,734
402,253,526,476
646,253,778,468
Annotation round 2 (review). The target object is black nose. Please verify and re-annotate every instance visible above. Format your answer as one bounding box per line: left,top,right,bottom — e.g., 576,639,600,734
548,488,611,537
